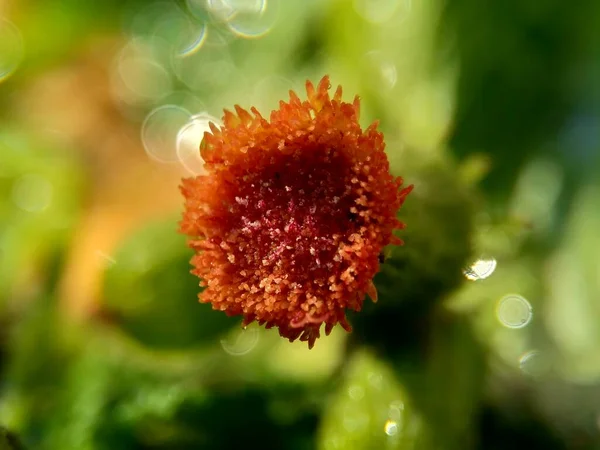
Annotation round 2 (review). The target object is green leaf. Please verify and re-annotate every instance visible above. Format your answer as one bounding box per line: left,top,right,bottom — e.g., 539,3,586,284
102,218,237,350
318,349,429,450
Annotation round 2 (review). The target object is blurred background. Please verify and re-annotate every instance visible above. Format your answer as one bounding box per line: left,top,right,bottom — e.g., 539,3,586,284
0,0,599,448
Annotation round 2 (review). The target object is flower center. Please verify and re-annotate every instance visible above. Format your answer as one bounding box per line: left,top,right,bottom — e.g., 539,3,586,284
224,149,358,285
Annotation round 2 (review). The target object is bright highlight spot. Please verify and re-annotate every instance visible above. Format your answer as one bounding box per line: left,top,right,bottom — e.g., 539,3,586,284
177,113,220,176
464,257,497,280
384,419,399,436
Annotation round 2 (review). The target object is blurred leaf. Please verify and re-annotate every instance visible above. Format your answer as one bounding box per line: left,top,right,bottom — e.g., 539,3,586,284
0,131,84,305
318,349,429,450
418,311,486,449
102,218,237,350
0,426,25,450
41,328,320,450
379,153,474,307
442,0,599,198
1,296,79,448
545,181,600,382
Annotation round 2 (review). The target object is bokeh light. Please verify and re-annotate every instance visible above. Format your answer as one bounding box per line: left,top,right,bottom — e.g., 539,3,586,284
170,35,237,91
111,38,172,105
141,104,192,163
384,419,399,436
220,324,260,355
227,0,279,39
11,174,53,213
176,112,220,176
463,257,497,281
204,0,237,22
496,294,533,329
519,350,549,377
364,50,398,91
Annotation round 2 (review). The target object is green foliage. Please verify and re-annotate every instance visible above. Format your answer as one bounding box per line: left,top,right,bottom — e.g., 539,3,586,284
378,153,475,308
318,349,430,450
0,426,25,450
0,131,83,305
103,218,237,350
1,0,599,448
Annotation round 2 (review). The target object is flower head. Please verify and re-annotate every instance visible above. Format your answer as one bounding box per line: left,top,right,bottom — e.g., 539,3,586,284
180,76,412,348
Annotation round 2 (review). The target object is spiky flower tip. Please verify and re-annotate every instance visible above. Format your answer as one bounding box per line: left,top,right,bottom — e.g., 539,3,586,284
180,76,413,349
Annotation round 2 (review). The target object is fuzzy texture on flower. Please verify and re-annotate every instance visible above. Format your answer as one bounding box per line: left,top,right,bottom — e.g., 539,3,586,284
180,76,413,348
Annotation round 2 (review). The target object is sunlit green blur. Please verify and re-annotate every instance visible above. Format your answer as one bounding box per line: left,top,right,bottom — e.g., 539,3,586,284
0,0,599,448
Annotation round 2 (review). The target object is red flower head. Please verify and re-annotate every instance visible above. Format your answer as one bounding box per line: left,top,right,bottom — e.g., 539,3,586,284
180,76,412,348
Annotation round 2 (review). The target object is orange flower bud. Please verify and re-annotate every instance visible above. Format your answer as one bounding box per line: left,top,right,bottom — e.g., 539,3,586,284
180,76,412,348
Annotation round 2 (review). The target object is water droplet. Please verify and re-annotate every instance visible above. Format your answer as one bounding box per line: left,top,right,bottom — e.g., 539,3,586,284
227,0,279,39
384,419,399,436
220,324,259,355
464,257,497,280
176,113,220,176
497,295,533,329
11,174,53,213
0,18,24,82
141,105,191,163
